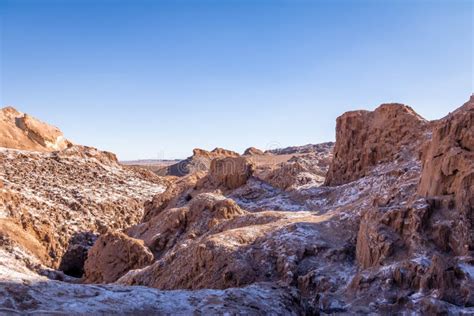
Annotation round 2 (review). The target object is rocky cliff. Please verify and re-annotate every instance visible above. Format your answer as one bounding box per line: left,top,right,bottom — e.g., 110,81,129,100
325,104,428,186
0,106,71,152
418,96,473,256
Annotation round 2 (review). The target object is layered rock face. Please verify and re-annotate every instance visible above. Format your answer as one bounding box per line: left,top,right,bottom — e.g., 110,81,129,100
418,97,473,255
351,99,474,312
0,106,71,152
325,104,428,186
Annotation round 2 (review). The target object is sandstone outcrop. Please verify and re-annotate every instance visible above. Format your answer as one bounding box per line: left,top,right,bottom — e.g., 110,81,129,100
142,172,206,222
0,106,71,152
351,99,473,313
325,104,428,186
128,193,246,259
418,97,473,255
83,231,154,283
262,152,331,190
166,147,240,176
243,147,264,156
208,156,255,190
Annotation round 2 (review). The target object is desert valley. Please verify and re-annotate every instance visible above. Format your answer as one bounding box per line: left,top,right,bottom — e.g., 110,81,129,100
0,96,472,314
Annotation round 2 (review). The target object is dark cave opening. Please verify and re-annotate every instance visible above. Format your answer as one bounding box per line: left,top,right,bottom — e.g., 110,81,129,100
58,231,97,278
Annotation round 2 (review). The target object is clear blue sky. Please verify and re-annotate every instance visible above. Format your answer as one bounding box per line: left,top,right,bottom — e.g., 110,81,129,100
0,0,472,160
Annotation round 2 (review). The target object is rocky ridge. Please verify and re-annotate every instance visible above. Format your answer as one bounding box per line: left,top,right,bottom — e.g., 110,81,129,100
0,100,473,314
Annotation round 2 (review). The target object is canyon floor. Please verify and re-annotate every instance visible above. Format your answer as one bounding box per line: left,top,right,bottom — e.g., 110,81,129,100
0,99,473,315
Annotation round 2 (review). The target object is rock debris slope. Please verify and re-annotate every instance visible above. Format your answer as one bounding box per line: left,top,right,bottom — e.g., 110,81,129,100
1,100,473,315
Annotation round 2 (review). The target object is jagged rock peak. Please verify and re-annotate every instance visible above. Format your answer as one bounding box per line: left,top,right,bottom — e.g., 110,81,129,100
325,103,428,186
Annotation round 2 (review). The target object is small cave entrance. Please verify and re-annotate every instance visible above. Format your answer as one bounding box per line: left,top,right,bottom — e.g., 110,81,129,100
59,231,97,278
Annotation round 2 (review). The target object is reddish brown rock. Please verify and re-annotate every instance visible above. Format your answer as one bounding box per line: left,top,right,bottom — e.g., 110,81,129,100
0,106,71,152
243,147,264,156
128,193,246,258
119,209,344,291
418,97,473,255
262,153,330,190
0,218,51,265
142,172,206,222
196,147,240,158
419,255,473,306
209,156,255,190
167,147,240,176
325,104,428,186
355,199,431,269
83,231,154,283
264,161,309,190
0,119,166,270
1,101,473,315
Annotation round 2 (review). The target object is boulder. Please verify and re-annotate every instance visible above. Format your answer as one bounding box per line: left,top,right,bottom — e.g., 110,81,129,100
209,156,255,190
83,231,154,283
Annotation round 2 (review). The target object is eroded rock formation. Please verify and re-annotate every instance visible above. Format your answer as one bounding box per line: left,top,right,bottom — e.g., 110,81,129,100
166,147,240,176
0,106,71,152
351,98,473,313
208,156,255,190
325,104,428,186
0,111,167,274
243,147,264,156
418,97,473,255
1,100,473,315
83,231,154,283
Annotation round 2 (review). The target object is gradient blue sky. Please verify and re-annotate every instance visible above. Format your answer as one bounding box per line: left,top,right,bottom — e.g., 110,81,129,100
1,0,472,160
